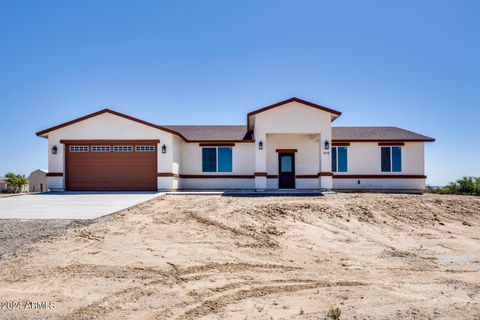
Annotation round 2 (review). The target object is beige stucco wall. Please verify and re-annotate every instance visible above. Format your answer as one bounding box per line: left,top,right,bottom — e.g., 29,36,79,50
180,143,255,175
253,101,332,190
45,113,176,191
40,107,428,192
332,142,425,190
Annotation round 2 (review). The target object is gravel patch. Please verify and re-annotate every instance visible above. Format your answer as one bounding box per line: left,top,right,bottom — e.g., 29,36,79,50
0,219,93,262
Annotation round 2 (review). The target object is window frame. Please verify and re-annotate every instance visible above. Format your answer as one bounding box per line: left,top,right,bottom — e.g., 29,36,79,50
135,145,156,152
331,146,348,173
113,145,133,152
69,145,89,152
381,146,402,173
91,145,111,152
201,146,233,173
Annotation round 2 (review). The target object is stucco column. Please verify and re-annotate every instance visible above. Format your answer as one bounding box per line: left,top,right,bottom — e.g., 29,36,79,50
319,134,333,190
157,138,175,191
254,133,267,190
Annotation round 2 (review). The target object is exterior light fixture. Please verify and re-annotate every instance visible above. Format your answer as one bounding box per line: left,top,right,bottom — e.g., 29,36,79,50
258,141,263,150
324,140,330,150
161,144,167,154
52,145,58,155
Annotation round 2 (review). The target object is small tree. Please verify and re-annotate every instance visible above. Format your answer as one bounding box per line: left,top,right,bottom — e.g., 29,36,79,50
475,177,480,196
456,176,476,194
4,172,29,193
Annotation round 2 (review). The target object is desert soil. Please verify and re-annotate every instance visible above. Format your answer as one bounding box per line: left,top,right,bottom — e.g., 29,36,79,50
0,193,479,320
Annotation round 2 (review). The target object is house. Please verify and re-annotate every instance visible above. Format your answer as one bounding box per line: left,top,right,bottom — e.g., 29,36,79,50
28,169,48,192
0,177,7,192
36,97,435,192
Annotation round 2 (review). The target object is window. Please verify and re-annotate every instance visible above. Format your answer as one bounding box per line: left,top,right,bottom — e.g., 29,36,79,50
280,156,293,173
202,147,233,172
91,145,111,152
332,146,348,172
69,146,89,152
218,147,232,172
135,145,155,152
381,146,402,172
113,145,133,152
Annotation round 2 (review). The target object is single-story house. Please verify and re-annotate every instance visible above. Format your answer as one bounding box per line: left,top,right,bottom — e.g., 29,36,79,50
36,97,435,192
28,169,48,192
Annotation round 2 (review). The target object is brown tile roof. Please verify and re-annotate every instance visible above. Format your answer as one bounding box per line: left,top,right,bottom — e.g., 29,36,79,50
163,125,253,141
36,108,434,142
162,125,434,142
332,127,435,142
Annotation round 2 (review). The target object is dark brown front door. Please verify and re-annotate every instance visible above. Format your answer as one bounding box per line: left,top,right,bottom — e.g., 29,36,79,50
278,153,295,189
66,142,157,191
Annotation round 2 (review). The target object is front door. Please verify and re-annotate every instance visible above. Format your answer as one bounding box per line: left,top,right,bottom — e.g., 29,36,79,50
278,153,295,189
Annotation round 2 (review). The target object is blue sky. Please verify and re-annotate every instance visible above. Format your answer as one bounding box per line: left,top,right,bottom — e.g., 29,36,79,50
1,0,479,185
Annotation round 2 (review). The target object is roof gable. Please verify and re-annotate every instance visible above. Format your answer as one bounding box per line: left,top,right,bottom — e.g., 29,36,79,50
36,109,188,140
247,97,341,131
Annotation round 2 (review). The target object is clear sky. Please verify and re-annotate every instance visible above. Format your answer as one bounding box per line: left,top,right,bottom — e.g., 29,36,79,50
1,0,479,185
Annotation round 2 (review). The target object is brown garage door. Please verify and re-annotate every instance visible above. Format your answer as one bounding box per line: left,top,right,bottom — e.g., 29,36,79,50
65,141,158,191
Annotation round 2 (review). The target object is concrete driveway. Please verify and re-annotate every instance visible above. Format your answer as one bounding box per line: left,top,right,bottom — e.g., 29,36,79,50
0,192,162,219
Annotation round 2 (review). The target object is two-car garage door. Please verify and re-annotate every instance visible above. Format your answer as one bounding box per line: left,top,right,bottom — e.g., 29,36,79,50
65,141,158,191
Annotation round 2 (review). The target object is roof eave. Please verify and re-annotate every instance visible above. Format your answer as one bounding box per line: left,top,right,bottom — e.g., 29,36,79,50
35,109,189,141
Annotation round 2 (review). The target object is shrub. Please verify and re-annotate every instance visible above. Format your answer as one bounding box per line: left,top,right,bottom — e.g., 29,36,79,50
327,306,341,320
4,172,28,193
434,176,480,196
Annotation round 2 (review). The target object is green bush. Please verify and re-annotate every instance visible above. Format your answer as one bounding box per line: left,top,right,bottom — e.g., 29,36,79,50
434,176,480,196
327,306,341,320
4,172,28,193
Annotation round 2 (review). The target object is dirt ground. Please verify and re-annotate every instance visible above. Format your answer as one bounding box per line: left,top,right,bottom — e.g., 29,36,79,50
0,193,479,320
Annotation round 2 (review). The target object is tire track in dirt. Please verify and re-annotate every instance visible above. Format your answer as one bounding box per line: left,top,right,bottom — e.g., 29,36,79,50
178,281,366,320
66,262,301,319
186,212,280,248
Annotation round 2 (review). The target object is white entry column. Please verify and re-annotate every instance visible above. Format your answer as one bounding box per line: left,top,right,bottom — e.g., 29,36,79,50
319,133,333,190
254,133,267,190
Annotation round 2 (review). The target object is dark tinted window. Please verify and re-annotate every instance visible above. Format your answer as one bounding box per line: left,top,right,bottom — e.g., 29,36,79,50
202,148,216,172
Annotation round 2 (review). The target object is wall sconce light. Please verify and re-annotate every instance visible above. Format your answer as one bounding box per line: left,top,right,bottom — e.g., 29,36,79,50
258,141,263,150
161,144,167,154
52,145,58,155
324,140,330,150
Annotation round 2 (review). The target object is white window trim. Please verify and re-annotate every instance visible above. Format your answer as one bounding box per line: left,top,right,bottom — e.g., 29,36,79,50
91,145,111,152
113,145,133,152
382,146,402,173
332,146,348,173
135,145,156,152
69,145,89,152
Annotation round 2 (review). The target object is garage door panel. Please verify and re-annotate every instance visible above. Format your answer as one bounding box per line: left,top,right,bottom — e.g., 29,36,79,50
66,143,157,191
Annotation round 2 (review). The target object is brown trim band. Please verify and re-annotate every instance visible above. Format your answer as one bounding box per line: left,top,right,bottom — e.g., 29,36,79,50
254,172,267,177
333,139,435,143
180,174,254,179
157,173,180,178
378,142,405,146
332,142,350,146
199,143,235,147
46,172,63,177
333,174,427,179
295,175,317,179
61,139,160,144
267,175,279,179
193,140,253,144
318,172,334,176
296,172,333,178
276,149,297,153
